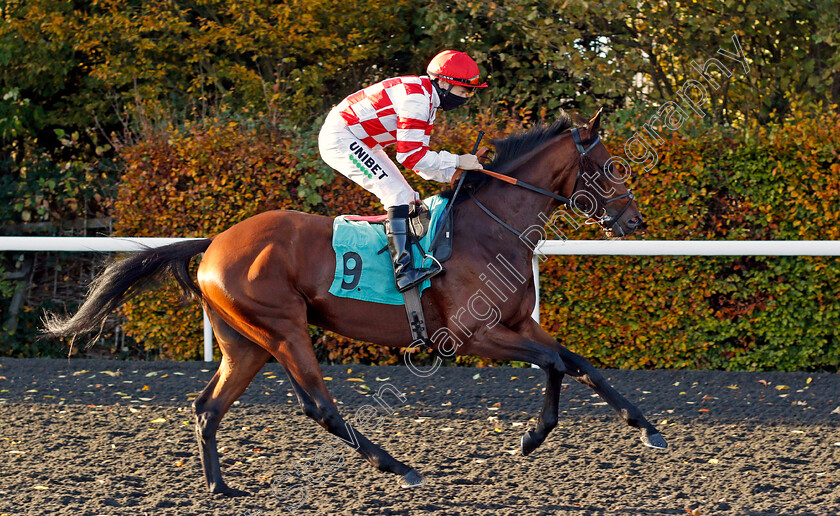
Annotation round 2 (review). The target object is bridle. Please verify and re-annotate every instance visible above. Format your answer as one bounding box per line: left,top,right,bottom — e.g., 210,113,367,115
464,127,639,241
570,128,637,235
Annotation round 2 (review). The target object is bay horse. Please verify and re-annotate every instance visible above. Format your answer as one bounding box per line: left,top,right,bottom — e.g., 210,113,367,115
45,109,666,497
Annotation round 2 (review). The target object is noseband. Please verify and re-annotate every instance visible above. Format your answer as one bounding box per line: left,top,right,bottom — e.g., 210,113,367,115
465,127,638,242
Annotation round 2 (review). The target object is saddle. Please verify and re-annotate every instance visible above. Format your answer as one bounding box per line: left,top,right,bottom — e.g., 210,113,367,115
344,200,455,263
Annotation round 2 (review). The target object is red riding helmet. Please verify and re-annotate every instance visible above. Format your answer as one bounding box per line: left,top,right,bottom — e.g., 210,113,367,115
427,50,488,88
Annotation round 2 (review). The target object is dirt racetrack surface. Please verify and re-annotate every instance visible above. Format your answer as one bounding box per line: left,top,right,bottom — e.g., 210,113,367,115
0,357,838,515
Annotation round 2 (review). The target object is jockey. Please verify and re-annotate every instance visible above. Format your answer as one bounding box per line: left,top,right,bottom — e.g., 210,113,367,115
319,50,488,293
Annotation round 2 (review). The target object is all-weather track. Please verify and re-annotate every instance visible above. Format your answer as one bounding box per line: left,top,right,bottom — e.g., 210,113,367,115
0,357,838,515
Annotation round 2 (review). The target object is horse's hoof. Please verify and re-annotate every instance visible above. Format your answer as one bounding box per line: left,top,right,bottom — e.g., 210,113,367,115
211,484,250,497
400,469,426,488
521,430,540,456
641,432,668,450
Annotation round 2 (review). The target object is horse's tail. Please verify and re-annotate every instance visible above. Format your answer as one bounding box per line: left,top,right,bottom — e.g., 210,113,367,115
43,238,213,340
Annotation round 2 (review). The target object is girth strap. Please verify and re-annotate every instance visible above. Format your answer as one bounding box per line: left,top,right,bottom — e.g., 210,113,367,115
401,285,431,351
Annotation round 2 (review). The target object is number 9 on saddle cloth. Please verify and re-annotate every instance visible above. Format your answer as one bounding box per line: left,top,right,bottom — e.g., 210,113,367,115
328,195,454,305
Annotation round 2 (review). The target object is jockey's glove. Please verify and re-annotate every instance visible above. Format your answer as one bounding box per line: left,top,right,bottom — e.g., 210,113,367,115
457,154,483,170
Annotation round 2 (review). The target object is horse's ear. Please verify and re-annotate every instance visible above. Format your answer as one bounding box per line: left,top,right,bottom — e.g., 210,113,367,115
587,107,604,134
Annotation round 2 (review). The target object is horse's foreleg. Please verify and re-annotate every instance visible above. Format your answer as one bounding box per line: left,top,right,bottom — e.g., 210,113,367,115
459,325,566,456
268,323,424,488
520,320,667,449
193,310,271,496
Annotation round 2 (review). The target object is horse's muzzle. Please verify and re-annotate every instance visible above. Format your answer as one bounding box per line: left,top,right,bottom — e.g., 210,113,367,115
625,214,644,232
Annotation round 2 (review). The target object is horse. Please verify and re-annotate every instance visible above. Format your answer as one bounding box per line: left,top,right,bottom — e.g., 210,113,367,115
44,108,666,497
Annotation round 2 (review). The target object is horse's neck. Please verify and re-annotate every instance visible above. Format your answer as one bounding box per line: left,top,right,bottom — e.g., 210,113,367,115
456,164,563,276
481,178,559,239
479,147,571,233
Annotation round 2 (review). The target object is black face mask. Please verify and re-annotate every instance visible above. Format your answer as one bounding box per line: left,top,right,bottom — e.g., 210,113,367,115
432,81,469,111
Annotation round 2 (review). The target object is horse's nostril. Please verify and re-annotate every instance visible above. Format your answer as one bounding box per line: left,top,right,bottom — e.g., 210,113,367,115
627,216,642,228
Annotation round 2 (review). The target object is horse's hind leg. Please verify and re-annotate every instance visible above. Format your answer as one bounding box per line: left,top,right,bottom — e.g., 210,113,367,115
264,320,424,488
193,308,271,496
521,320,667,449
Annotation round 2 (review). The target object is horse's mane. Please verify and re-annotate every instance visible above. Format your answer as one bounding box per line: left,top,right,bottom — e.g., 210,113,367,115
439,112,576,205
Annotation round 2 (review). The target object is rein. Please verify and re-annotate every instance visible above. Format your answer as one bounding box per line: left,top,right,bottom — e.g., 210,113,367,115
466,127,636,241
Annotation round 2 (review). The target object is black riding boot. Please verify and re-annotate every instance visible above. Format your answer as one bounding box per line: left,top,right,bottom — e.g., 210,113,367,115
386,205,441,293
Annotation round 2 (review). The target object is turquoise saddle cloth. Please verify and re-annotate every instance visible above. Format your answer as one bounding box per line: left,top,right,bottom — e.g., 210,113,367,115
329,195,450,305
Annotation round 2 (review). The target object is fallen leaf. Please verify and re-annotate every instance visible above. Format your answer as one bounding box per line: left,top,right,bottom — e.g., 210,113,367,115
32,485,49,490
708,458,719,464
726,385,739,389
323,377,333,381
101,370,119,377
347,368,353,374
831,406,840,415
698,409,710,412
150,418,167,423
510,376,518,380
806,377,813,384
145,372,158,377
757,380,770,387
346,378,364,382
775,385,789,391
472,374,480,380
375,377,390,381
141,385,150,391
